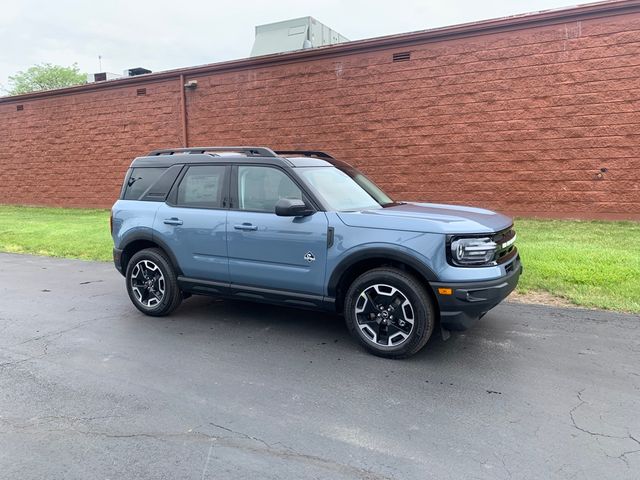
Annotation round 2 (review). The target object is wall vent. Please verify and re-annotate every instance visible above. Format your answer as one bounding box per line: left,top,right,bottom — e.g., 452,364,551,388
136,88,147,96
16,104,24,111
392,51,411,62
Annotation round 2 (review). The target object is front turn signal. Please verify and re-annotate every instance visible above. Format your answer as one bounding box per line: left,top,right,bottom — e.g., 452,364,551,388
438,287,453,295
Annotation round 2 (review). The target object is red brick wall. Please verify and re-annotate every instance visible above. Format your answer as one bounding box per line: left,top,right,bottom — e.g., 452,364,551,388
0,80,182,207
1,9,639,219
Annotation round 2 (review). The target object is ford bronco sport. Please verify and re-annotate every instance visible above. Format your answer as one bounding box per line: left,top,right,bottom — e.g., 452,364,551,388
111,147,521,358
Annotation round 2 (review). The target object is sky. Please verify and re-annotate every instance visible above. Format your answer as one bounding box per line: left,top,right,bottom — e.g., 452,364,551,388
0,0,587,90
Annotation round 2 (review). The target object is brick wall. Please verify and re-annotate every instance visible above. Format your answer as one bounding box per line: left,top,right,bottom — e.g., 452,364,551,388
0,80,182,207
1,4,639,219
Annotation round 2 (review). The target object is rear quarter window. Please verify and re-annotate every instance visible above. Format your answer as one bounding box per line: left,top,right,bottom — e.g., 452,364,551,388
123,168,167,200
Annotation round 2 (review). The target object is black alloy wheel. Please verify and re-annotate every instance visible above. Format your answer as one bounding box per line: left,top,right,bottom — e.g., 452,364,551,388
125,248,182,316
344,267,435,358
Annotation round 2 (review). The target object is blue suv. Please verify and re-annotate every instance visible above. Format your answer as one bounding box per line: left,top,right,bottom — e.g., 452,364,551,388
111,147,521,358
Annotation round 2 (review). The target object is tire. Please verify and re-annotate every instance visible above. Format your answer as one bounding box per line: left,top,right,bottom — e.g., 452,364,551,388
344,267,435,359
125,248,182,317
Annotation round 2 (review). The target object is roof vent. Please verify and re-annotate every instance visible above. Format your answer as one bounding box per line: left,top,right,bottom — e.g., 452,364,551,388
392,52,411,62
16,104,24,111
136,88,147,96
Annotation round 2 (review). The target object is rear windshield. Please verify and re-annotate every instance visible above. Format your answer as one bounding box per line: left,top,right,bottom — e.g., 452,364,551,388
123,167,166,200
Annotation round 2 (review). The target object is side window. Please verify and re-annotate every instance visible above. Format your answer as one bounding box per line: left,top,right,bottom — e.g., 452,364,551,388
124,167,166,200
176,165,227,208
237,166,302,213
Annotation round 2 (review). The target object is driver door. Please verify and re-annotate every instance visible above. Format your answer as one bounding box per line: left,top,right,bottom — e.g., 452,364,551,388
227,164,328,295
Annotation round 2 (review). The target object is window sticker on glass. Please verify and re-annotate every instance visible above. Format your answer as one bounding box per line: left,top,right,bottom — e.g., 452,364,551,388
183,174,219,203
177,165,225,208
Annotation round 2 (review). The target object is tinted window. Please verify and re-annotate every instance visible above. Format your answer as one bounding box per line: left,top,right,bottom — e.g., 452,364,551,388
177,165,226,208
124,168,166,200
237,166,302,213
140,164,183,202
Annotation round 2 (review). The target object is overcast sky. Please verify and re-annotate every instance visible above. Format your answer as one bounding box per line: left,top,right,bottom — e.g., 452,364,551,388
0,0,585,89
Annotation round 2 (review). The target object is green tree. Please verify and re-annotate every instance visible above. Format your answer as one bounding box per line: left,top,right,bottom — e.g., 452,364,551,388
6,63,86,95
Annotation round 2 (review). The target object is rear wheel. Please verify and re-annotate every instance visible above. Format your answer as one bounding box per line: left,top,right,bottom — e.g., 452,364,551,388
126,248,182,316
344,267,435,358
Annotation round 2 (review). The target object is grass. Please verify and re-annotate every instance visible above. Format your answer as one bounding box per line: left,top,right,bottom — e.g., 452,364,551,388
0,205,112,262
514,218,640,313
0,205,638,313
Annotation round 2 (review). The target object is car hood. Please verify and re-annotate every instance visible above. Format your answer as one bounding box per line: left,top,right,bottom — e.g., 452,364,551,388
336,202,513,234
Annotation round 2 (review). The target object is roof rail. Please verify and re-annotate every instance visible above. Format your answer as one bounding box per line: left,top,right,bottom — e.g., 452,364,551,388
275,150,334,160
148,146,277,157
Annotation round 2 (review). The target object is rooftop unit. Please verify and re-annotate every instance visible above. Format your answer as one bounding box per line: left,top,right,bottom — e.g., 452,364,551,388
124,67,152,77
87,72,122,83
87,67,152,83
250,16,349,57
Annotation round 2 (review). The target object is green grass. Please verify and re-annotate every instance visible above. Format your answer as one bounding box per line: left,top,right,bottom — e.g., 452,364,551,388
0,205,638,313
0,205,112,262
514,218,640,313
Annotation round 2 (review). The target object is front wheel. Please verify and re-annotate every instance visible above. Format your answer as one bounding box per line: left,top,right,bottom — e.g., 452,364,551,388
125,248,182,316
344,267,435,358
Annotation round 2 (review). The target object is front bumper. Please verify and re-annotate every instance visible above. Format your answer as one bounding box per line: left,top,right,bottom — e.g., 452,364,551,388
431,257,522,331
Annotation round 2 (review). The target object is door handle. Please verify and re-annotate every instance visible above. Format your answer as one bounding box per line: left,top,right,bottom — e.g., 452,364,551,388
163,218,183,226
234,223,258,231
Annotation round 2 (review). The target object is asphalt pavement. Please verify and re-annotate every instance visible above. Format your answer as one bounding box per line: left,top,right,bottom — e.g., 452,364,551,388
0,252,638,480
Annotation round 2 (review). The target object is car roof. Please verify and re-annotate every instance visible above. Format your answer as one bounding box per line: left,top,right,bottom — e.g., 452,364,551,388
129,147,350,169
284,157,334,167
130,153,289,168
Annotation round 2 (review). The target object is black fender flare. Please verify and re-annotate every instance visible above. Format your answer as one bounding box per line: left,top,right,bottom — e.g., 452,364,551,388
119,230,182,275
327,247,438,299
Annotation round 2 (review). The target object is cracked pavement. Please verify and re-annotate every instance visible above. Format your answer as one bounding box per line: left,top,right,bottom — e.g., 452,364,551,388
0,252,639,479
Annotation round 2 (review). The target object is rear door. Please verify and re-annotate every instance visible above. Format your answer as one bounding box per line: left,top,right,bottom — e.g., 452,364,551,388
154,164,230,282
227,164,328,295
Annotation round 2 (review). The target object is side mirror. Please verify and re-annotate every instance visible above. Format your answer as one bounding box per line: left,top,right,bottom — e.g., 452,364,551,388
275,198,314,217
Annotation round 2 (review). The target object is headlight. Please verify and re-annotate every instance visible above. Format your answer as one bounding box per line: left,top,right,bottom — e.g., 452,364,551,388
450,237,497,266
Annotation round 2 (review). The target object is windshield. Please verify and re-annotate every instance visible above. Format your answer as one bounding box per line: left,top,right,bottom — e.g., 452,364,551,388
297,166,395,211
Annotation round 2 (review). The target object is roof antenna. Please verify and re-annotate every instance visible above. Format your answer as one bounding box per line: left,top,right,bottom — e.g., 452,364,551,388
98,55,102,71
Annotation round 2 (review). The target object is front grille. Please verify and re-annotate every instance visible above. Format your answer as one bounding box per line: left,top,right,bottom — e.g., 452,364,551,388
492,228,517,265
